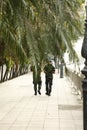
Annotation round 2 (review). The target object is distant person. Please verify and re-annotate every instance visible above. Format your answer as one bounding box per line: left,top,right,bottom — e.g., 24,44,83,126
31,64,42,95
44,61,55,96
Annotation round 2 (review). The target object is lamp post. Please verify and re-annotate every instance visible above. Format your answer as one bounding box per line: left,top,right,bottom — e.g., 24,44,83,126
81,1,87,130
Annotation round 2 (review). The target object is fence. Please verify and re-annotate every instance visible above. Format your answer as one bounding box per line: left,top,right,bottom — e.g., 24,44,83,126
0,64,29,83
66,68,83,98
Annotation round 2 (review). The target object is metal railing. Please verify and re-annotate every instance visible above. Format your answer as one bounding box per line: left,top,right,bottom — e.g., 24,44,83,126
66,68,83,98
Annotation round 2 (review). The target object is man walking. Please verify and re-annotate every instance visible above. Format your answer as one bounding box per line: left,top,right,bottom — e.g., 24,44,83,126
31,64,42,95
44,61,55,96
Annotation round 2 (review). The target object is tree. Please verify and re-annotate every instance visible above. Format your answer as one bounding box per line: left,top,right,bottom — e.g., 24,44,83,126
0,0,85,81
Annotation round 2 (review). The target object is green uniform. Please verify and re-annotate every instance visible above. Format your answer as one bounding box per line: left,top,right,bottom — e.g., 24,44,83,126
31,65,42,95
44,63,55,96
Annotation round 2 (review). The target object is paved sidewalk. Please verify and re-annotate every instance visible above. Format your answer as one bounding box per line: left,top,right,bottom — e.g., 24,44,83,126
0,72,83,130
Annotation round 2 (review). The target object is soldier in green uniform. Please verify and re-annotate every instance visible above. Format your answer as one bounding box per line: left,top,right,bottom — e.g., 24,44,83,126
44,61,55,96
31,64,42,95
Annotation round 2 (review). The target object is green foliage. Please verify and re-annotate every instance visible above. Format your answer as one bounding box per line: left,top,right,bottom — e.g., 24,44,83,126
0,0,84,67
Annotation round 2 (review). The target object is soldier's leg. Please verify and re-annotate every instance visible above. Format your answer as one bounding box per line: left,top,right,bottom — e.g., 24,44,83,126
49,84,52,96
45,76,49,95
48,79,52,96
34,83,37,95
38,81,42,95
38,81,42,90
45,81,49,94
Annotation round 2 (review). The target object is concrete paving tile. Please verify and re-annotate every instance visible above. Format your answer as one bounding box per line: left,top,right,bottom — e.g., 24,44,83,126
76,126,83,130
0,126,10,130
43,127,59,130
32,115,46,119
60,119,75,127
0,118,15,123
0,123,12,130
0,73,83,130
45,118,58,122
0,120,14,124
44,122,59,127
12,121,29,126
16,116,31,121
46,114,58,118
0,113,7,120
74,120,83,129
33,113,46,117
60,127,76,130
46,109,58,114
28,121,44,127
31,118,45,122
26,127,43,130
59,111,73,119
9,126,26,130
71,111,83,120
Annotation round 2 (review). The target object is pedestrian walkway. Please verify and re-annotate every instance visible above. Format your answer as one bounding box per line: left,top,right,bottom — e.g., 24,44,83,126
0,72,83,130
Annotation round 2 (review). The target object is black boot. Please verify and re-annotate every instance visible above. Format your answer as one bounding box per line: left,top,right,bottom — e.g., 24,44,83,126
34,91,37,95
45,92,48,95
38,90,41,95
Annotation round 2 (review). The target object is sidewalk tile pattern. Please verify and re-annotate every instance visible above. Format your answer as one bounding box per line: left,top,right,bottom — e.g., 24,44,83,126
0,72,83,130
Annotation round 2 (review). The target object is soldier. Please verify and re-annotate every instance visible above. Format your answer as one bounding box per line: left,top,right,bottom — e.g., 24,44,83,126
31,64,42,95
44,61,55,96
